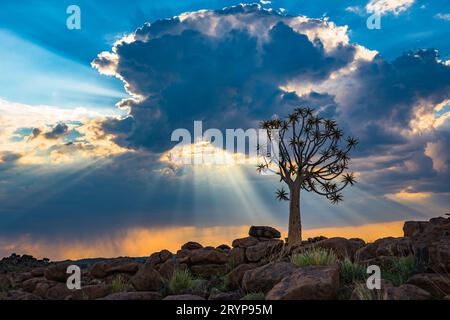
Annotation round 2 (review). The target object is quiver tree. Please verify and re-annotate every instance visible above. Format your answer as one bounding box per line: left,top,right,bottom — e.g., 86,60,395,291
257,107,358,245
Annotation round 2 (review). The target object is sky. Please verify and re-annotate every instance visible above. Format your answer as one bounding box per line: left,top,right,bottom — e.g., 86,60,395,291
0,0,449,260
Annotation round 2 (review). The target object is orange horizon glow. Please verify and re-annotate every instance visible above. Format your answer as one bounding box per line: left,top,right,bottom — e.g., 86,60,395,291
0,220,405,261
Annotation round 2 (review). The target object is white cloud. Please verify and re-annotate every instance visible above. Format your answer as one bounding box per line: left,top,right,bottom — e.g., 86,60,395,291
435,13,450,21
366,0,415,15
425,140,450,173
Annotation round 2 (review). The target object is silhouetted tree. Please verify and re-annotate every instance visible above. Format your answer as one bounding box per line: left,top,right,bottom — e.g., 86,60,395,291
257,107,358,244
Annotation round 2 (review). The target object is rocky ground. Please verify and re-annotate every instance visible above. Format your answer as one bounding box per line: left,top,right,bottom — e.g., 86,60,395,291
0,217,449,300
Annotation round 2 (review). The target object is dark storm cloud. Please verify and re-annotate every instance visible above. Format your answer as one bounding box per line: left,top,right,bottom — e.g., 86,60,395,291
93,4,356,152
90,4,450,197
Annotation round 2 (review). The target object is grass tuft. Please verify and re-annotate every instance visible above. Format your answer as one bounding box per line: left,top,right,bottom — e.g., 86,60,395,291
169,269,195,294
340,258,366,285
291,247,337,267
382,255,416,286
109,275,130,293
241,292,265,300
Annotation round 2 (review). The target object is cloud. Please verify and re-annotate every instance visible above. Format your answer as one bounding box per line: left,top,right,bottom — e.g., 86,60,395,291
92,4,357,152
90,3,450,199
366,0,415,15
435,13,450,21
0,99,130,166
1,4,449,255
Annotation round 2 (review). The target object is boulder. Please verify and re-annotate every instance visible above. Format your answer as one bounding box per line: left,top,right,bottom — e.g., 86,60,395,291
188,248,229,265
6,291,42,300
147,250,173,267
181,242,203,251
403,221,429,238
229,247,247,266
46,283,74,300
314,237,365,260
90,258,139,279
245,239,283,262
266,266,339,300
71,285,111,300
216,244,231,251
404,217,450,272
31,267,46,278
227,263,258,290
22,277,46,292
163,294,205,300
100,291,162,300
242,262,297,293
407,273,450,298
44,263,71,282
355,237,413,265
0,274,12,290
32,281,52,298
130,264,164,292
190,264,228,278
232,237,259,248
155,259,177,279
384,284,432,300
249,226,281,239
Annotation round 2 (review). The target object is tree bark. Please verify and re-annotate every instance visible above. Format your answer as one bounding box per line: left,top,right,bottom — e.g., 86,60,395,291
288,187,302,244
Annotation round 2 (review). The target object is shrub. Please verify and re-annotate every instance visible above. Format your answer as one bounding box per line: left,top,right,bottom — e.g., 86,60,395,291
352,282,386,300
169,269,194,294
242,292,265,300
109,275,130,293
291,248,337,267
382,255,416,286
340,258,366,285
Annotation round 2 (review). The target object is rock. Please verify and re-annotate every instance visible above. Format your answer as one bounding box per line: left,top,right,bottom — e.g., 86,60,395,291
216,244,231,251
181,242,203,251
71,285,111,300
0,253,49,274
232,236,259,248
130,264,164,291
13,272,32,283
190,264,228,278
314,237,365,260
188,248,229,265
242,262,297,293
266,266,339,300
155,259,177,279
7,291,42,300
33,281,52,298
403,221,429,238
90,258,139,279
229,247,247,266
100,291,162,300
46,283,74,300
44,263,71,282
249,226,281,239
384,284,432,300
245,239,283,262
407,273,450,298
31,267,46,277
0,274,11,290
355,237,413,266
22,277,46,292
163,294,205,300
307,236,328,243
209,290,242,300
404,216,450,272
227,263,258,290
147,250,173,267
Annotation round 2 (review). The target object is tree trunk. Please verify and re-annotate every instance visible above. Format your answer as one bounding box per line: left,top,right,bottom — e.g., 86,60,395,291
288,187,302,244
